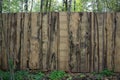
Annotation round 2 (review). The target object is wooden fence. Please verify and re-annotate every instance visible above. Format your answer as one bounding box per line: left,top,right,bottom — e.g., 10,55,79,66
0,12,120,72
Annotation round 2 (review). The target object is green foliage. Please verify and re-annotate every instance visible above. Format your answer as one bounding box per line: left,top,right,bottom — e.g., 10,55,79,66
99,69,113,77
2,0,20,13
92,69,114,80
9,58,15,70
15,70,29,80
79,73,86,78
92,69,113,77
31,72,45,80
1,0,120,12
72,0,88,12
0,70,10,80
95,74,103,80
49,70,66,80
0,69,115,80
1,70,46,80
0,70,30,80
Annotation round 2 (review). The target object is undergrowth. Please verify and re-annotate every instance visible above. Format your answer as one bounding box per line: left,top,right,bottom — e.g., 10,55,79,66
0,69,114,80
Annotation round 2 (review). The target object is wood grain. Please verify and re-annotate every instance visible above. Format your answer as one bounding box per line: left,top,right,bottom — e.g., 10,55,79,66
0,12,120,72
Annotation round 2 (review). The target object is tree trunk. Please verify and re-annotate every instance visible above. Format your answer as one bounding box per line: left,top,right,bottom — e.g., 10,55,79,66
24,0,28,12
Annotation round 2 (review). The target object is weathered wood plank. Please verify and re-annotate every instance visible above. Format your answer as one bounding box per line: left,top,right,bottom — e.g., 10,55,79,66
16,13,21,70
86,12,92,72
106,13,113,71
46,13,59,71
0,13,2,68
29,13,39,69
19,13,26,69
109,13,116,71
68,13,81,72
1,13,10,70
79,13,89,72
93,13,101,72
41,13,47,71
115,13,120,72
96,13,104,72
27,13,32,70
10,13,17,70
21,13,29,70
102,13,107,70
59,12,69,71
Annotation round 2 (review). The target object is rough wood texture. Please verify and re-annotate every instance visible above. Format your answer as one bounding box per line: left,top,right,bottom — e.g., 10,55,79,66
0,12,120,72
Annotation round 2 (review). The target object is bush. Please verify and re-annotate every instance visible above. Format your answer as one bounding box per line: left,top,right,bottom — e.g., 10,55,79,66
0,70,10,80
49,70,66,80
15,70,29,80
31,72,45,80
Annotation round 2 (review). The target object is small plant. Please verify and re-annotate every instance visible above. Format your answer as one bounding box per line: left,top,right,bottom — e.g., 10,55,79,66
92,69,114,80
49,70,66,80
79,73,86,78
66,74,72,80
100,69,113,77
0,70,10,80
95,74,103,80
32,72,45,80
15,70,29,80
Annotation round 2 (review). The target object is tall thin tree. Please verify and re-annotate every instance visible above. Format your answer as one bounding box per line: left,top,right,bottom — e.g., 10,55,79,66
73,0,76,11
45,0,49,12
0,0,2,13
48,0,52,11
24,0,28,12
68,0,72,12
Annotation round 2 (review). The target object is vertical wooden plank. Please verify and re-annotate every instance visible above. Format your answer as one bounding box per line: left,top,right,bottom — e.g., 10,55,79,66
20,13,29,69
0,13,2,68
14,13,24,70
84,12,92,72
96,13,104,72
19,13,25,70
16,13,21,70
27,13,32,70
0,13,5,69
68,13,79,72
13,13,17,70
9,13,13,65
37,13,44,70
106,13,113,70
112,13,117,72
79,13,89,72
16,13,30,70
115,13,120,72
9,13,17,70
41,13,48,71
29,13,39,69
59,12,69,71
46,12,59,71
56,13,60,71
1,13,9,70
86,12,92,72
92,13,97,72
101,13,107,70
51,12,59,70
75,13,82,72
69,13,83,72
0,13,3,69
91,12,94,72
46,13,50,71
93,13,101,72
